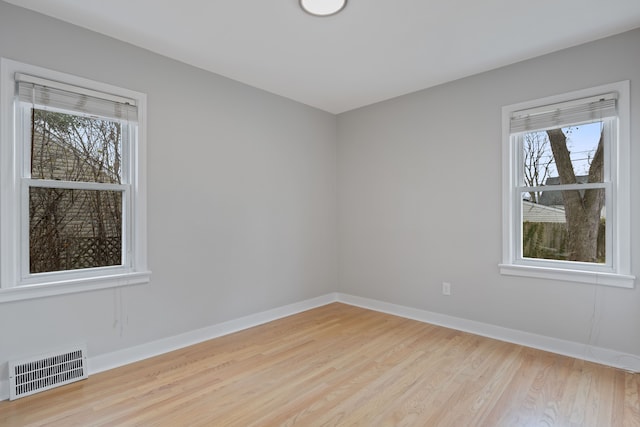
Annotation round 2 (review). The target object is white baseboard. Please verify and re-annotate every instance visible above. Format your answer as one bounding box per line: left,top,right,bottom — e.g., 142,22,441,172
335,293,640,373
3,290,637,401
1,293,336,402
88,293,339,375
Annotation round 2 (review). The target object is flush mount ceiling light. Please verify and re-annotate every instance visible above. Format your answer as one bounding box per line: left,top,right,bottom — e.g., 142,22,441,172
300,0,347,17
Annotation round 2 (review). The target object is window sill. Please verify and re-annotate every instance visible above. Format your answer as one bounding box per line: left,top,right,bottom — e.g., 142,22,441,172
499,264,635,288
0,270,151,303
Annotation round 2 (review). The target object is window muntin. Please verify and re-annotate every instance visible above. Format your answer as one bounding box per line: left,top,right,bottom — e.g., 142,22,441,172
1,58,149,302
500,82,633,287
23,105,128,276
516,121,610,266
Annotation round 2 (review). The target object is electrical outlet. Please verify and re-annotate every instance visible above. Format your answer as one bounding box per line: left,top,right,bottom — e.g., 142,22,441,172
442,282,451,296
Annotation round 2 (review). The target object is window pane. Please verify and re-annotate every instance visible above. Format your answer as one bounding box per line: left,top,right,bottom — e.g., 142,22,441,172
521,122,604,201
29,188,122,273
522,190,605,264
31,109,122,184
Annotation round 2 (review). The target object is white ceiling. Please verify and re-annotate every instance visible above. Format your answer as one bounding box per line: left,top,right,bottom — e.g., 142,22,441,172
6,0,640,114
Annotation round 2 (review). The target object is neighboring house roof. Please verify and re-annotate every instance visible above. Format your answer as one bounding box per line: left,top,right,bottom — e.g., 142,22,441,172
522,201,566,223
538,175,588,206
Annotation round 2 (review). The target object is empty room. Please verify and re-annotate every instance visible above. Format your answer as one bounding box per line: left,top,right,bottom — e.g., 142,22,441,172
1,0,640,425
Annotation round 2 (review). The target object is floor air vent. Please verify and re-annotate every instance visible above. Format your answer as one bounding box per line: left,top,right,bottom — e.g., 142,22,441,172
9,345,88,400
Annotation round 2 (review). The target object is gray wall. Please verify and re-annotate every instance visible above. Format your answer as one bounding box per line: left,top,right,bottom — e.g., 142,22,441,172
0,0,337,373
1,0,639,392
337,28,640,357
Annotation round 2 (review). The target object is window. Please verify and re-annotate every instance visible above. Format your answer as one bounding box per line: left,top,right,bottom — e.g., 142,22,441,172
0,59,150,302
500,82,634,287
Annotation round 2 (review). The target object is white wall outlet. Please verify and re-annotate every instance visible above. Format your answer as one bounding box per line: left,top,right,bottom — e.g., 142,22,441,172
442,282,451,296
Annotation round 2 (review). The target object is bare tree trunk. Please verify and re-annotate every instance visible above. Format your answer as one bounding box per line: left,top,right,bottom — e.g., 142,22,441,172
546,129,605,262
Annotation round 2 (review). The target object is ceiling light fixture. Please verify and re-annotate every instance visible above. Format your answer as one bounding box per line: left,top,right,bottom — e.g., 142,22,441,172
300,0,347,17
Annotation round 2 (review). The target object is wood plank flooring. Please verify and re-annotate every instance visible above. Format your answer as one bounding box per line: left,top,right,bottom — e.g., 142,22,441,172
1,303,639,426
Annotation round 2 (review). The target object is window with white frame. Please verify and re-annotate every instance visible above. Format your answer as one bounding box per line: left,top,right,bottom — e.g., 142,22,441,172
0,59,150,302
500,81,634,287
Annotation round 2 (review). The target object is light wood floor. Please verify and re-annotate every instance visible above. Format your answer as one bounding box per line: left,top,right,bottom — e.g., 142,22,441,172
1,303,639,426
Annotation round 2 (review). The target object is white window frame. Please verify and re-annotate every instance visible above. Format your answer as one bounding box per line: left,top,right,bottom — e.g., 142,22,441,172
500,81,634,288
0,58,150,302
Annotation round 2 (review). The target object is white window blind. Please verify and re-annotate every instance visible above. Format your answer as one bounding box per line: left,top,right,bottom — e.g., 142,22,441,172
16,73,138,121
510,93,617,133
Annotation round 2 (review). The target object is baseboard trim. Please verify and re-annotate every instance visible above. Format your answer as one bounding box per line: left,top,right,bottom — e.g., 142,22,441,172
336,293,640,373
3,290,637,401
88,293,339,375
